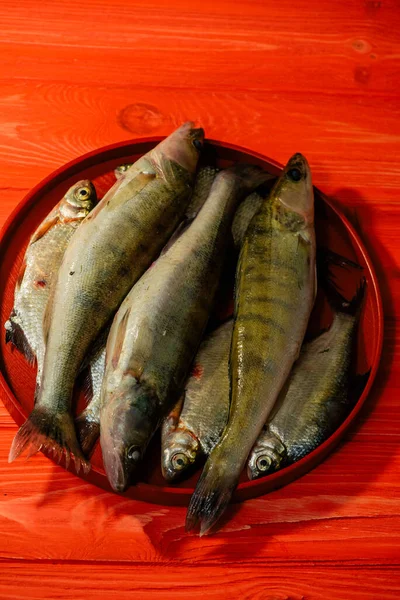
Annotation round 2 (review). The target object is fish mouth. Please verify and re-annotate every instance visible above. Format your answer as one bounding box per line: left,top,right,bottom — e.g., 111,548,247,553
181,121,204,140
161,468,178,483
188,125,205,145
100,426,131,492
102,447,129,493
161,463,185,483
284,153,311,188
174,121,205,145
278,152,314,224
287,152,308,174
158,122,204,174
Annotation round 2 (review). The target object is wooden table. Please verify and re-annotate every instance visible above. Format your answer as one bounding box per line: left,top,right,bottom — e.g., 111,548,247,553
0,1,399,597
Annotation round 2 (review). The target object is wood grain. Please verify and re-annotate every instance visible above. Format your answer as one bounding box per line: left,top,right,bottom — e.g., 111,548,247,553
0,563,399,600
0,0,399,597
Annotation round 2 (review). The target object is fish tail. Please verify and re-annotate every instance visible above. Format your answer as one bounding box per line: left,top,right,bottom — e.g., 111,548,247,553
186,456,238,536
8,406,90,474
317,248,366,316
326,274,367,317
75,411,100,457
317,248,362,302
345,277,367,317
318,248,363,273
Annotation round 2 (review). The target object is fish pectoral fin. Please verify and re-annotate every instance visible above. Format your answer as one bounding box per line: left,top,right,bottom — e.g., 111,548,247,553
5,317,36,365
110,307,131,369
160,218,194,255
29,211,61,244
150,151,177,183
15,258,28,292
297,229,313,246
108,171,156,209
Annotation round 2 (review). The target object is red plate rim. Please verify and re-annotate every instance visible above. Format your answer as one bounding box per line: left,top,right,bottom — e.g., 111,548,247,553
0,137,384,505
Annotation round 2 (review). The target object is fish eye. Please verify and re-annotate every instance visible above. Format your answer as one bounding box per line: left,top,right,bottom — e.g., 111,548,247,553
192,139,203,152
171,452,189,471
256,455,272,472
287,168,302,182
127,446,141,462
75,186,91,199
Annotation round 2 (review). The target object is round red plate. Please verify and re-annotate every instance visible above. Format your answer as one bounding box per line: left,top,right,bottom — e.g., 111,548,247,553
0,138,383,506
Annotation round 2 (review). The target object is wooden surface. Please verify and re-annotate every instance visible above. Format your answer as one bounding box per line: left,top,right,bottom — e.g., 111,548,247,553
0,0,399,597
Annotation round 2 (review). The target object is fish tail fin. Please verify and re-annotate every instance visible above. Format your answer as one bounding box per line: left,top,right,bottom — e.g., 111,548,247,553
344,277,367,317
4,315,35,365
317,248,366,316
318,248,363,273
9,406,90,474
186,455,238,536
75,411,100,457
317,247,362,302
326,274,367,317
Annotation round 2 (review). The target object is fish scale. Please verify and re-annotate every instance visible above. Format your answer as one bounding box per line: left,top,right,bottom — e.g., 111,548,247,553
99,164,270,492
270,312,356,457
74,164,220,456
186,153,316,536
247,283,364,479
161,320,232,482
232,202,313,402
5,181,97,391
8,122,204,473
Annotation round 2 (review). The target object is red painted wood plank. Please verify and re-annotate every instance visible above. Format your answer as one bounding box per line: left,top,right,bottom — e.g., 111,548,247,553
1,0,400,93
1,84,400,192
0,420,399,564
0,563,398,600
0,0,399,597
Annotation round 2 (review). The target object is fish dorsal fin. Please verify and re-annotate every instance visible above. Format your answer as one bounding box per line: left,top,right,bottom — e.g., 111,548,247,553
111,307,131,370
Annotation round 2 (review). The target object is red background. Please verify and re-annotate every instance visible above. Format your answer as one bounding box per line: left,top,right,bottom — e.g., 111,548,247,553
0,1,399,597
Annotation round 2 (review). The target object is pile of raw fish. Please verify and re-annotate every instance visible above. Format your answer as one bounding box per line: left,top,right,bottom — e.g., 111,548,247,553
5,122,366,535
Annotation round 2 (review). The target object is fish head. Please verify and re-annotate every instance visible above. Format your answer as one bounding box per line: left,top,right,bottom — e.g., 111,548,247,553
100,379,159,492
161,427,200,482
154,121,205,176
114,163,133,180
246,433,287,480
274,153,314,227
61,180,97,220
